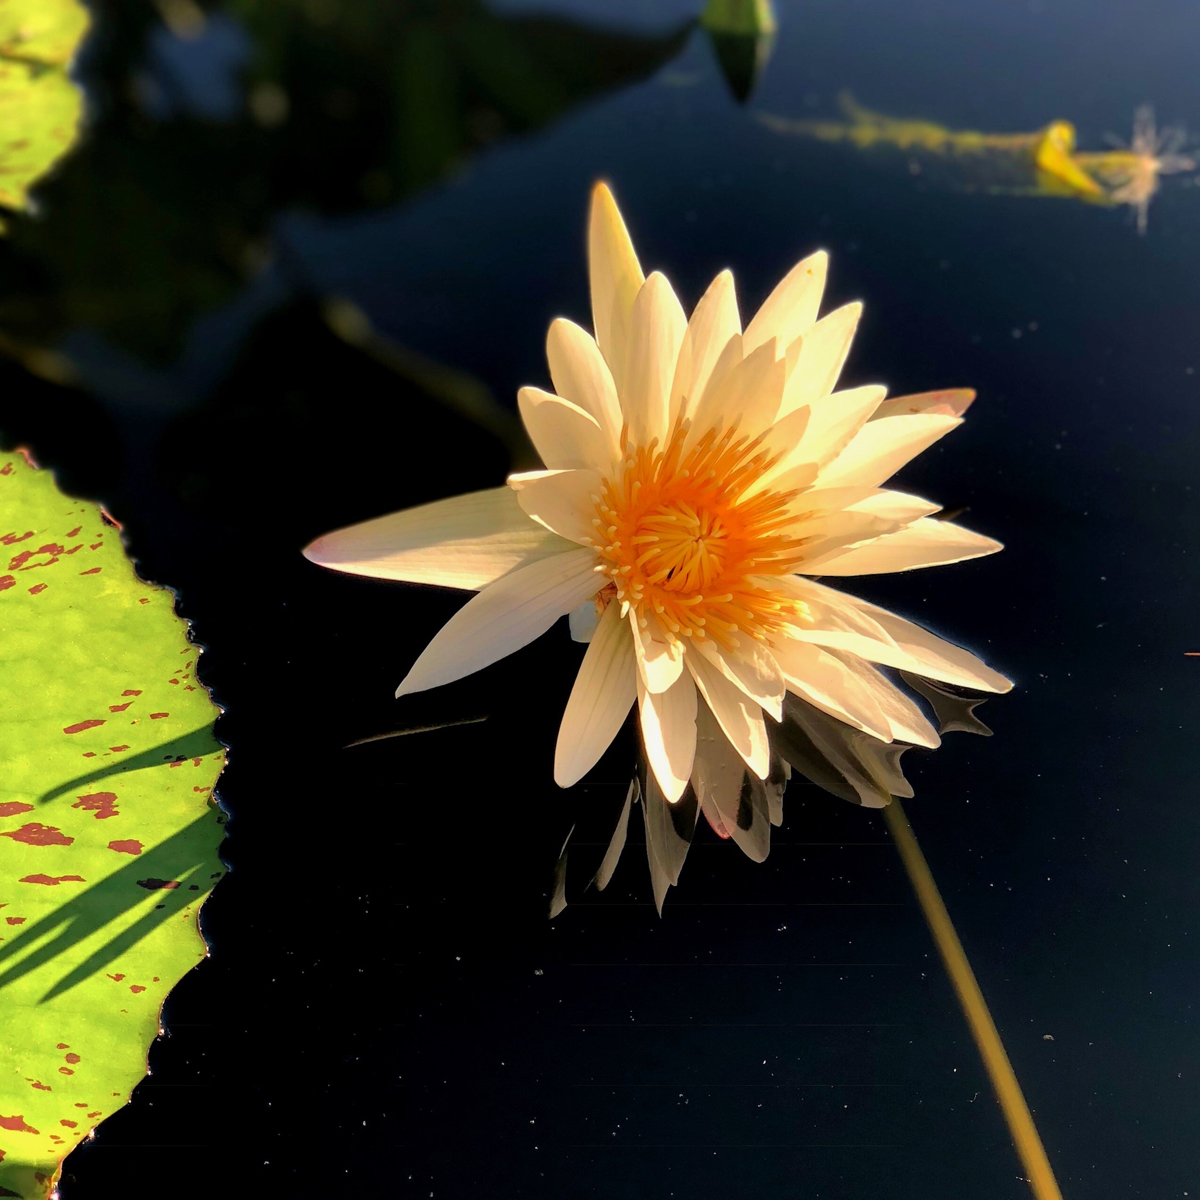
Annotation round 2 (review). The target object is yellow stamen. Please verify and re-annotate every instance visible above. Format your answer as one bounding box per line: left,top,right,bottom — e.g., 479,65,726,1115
593,417,811,648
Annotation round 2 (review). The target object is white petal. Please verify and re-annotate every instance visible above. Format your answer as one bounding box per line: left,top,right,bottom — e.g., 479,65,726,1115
792,384,887,471
513,468,602,545
743,250,828,355
395,547,602,697
791,510,899,565
802,580,1012,692
623,271,688,446
545,318,624,457
872,388,975,421
752,385,884,497
780,301,862,416
815,412,962,490
798,517,1002,575
638,670,697,802
821,651,940,748
692,635,785,720
632,610,685,693
555,601,637,786
686,338,787,449
687,331,743,422
671,268,741,427
686,649,770,778
588,182,644,396
773,638,892,741
517,386,613,473
846,489,943,522
568,601,599,643
304,487,575,591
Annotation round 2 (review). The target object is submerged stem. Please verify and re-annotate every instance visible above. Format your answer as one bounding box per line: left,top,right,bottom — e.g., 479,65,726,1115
882,800,1064,1200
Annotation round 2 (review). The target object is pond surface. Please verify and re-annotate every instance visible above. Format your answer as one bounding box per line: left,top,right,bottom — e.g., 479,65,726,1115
2,1,1198,1196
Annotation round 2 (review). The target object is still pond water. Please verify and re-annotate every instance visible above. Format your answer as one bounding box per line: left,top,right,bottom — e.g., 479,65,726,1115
2,0,1198,1196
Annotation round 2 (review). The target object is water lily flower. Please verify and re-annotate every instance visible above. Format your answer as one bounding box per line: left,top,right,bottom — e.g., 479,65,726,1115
305,183,1010,832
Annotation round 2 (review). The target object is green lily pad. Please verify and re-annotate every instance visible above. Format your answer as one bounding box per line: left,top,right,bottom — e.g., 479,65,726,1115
0,451,224,1200
0,0,89,215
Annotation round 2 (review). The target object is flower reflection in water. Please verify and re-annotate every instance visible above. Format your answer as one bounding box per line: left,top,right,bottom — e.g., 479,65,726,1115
305,183,1010,908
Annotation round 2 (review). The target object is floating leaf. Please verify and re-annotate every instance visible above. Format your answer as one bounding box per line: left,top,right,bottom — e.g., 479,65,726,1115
0,451,224,1199
0,0,89,214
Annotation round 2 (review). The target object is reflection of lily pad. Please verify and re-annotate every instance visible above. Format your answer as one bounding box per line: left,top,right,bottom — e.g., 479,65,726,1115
0,451,224,1199
0,0,89,213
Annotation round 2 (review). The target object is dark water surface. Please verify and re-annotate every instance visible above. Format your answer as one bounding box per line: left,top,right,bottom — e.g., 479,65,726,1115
2,1,1198,1197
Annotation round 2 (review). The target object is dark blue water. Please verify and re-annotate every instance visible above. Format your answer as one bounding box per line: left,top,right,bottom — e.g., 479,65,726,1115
2,1,1198,1197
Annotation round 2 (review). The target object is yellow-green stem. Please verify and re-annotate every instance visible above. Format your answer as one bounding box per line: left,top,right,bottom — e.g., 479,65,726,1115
882,799,1064,1200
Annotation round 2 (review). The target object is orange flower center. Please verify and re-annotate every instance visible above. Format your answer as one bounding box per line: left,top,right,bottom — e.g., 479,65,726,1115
591,420,811,649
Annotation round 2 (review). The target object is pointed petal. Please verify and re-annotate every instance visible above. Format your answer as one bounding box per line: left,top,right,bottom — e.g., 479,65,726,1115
623,271,687,446
517,386,613,473
686,337,788,448
743,250,828,355
303,487,575,591
546,318,624,456
395,547,602,697
555,601,638,786
792,384,887,472
513,468,602,545
821,651,940,748
692,635,785,720
846,489,943,522
671,268,741,426
777,576,1011,693
798,517,1002,575
686,330,743,424
815,412,962,489
829,585,1012,692
589,182,645,396
638,670,697,802
780,301,862,416
773,638,893,741
872,388,975,421
751,385,884,497
632,610,685,693
686,650,770,778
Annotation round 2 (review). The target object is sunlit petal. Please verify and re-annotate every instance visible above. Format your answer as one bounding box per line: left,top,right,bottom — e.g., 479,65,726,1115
546,318,624,457
513,468,604,545
672,268,741,427
799,516,1002,575
743,249,828,355
638,670,698,802
304,487,575,591
623,271,688,445
395,547,602,697
687,649,771,778
555,602,638,786
588,181,644,395
518,386,613,473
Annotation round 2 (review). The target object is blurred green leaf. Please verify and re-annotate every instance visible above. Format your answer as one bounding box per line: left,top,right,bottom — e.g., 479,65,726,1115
0,0,89,214
0,450,224,1200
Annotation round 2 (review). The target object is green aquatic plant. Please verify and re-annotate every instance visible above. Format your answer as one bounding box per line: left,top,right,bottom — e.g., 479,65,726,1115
0,451,224,1200
760,93,1195,231
0,0,89,219
700,0,776,103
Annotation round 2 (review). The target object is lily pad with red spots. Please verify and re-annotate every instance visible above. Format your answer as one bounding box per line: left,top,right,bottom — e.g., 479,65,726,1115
0,0,90,217
0,451,224,1199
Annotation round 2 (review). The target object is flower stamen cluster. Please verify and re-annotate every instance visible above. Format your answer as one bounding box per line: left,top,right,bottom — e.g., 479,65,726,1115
588,416,811,650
